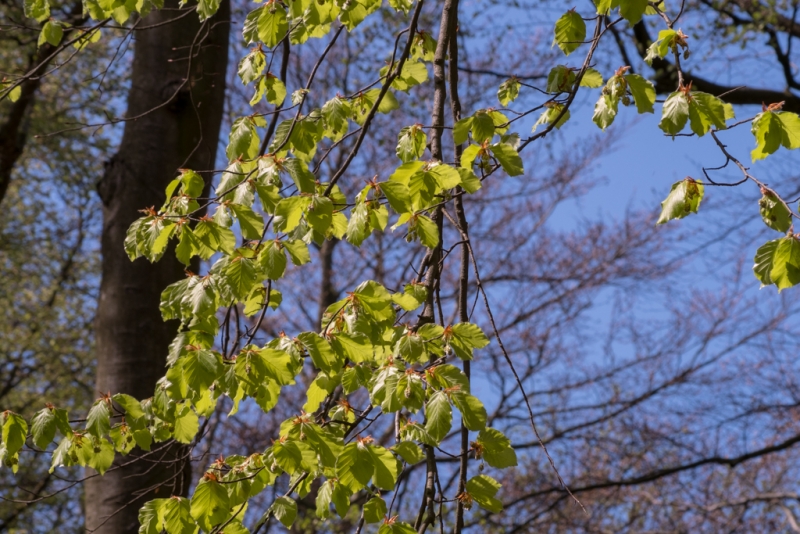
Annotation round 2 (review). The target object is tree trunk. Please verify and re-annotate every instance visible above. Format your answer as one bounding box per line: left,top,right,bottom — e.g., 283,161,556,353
84,3,229,532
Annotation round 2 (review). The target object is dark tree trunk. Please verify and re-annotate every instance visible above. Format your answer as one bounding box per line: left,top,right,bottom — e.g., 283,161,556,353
84,2,230,532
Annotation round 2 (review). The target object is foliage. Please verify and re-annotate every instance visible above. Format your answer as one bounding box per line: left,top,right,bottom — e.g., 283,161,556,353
3,0,800,531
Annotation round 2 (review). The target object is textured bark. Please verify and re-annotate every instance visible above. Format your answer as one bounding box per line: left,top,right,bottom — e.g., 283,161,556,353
84,3,229,532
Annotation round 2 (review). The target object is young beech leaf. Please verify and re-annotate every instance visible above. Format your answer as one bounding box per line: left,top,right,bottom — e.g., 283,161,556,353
497,78,520,106
368,445,399,489
138,498,167,534
363,496,387,523
645,28,679,65
86,400,110,439
753,235,800,291
425,391,452,444
580,68,604,88
593,94,618,130
2,412,28,457
393,441,424,464
31,408,57,450
759,192,793,233
451,391,487,431
191,475,231,531
270,496,297,528
238,49,265,85
624,74,656,114
656,178,704,225
378,522,417,534
553,10,585,56
660,91,732,137
489,143,523,176
466,474,503,513
659,92,689,135
476,427,518,468
618,0,648,24
38,21,63,47
396,125,427,163
533,104,570,132
751,110,800,161
336,441,374,491
546,65,576,93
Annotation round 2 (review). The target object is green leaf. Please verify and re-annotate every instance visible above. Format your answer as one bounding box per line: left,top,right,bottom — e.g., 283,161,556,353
497,78,521,106
380,181,412,214
259,241,287,280
197,0,220,20
532,104,570,132
396,125,427,163
225,256,259,300
656,178,704,225
88,438,115,475
759,192,793,233
489,143,524,176
546,65,576,93
553,10,585,56
227,117,260,161
425,391,452,444
138,498,166,534
645,28,678,65
275,196,311,233
624,74,656,114
453,117,473,145
751,110,800,162
182,349,223,393
687,92,731,136
368,445,399,490
283,158,317,193
378,522,418,534
471,111,495,143
580,68,603,88
619,0,648,24
195,220,236,255
447,322,490,360
659,91,689,136
270,496,297,528
164,497,196,534
31,408,57,450
306,196,333,233
336,442,374,491
243,4,288,47
466,474,503,513
298,332,340,373
24,0,50,21
284,239,310,265
86,400,110,439
753,236,800,291
173,403,199,444
393,441,424,464
412,215,439,249
476,427,518,468
2,412,28,457
230,204,264,240
38,21,63,47
238,49,265,85
191,476,231,531
592,94,618,130
264,73,287,105
112,394,145,420
451,391,487,431
315,480,333,519
364,496,387,523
